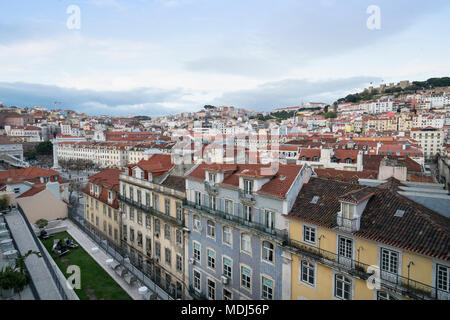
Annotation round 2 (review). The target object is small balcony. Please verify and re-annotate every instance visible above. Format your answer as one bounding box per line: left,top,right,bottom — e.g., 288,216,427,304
336,215,359,232
204,181,218,195
238,189,256,203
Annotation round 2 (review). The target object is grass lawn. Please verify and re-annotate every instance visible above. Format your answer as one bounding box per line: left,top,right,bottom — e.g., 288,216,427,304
41,231,132,300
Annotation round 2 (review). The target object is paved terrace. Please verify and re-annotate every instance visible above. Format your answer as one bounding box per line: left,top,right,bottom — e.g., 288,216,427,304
3,210,62,300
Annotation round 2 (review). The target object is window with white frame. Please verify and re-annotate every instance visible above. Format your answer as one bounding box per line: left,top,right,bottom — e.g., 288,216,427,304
176,203,182,221
208,172,216,184
342,203,355,219
207,220,215,238
223,257,232,278
241,266,251,289
338,236,353,258
207,279,216,300
241,233,251,254
303,226,316,244
263,210,274,229
300,260,315,286
208,195,216,210
195,191,202,205
380,248,399,274
437,264,449,292
223,226,232,246
244,205,252,222
244,179,253,194
207,249,216,269
193,242,201,262
193,215,201,231
262,241,274,263
193,270,201,292
334,274,352,300
262,276,274,300
225,199,233,215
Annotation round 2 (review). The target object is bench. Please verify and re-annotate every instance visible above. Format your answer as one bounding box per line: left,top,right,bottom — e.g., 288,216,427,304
124,273,136,285
109,259,120,270
115,265,127,277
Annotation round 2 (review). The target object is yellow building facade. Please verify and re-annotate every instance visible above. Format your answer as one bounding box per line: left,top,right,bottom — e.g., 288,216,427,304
286,177,450,300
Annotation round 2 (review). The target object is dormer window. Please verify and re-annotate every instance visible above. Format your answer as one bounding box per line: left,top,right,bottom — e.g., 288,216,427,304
90,184,94,194
95,185,99,194
345,158,353,164
108,191,113,202
312,156,319,162
342,203,355,219
208,172,216,184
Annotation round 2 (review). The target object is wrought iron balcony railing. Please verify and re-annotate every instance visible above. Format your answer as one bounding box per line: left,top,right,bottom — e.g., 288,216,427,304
204,181,218,195
238,189,256,202
119,195,185,227
285,238,449,300
336,215,359,232
183,200,287,241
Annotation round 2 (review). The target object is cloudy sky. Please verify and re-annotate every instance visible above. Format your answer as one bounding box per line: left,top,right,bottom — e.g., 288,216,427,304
0,0,449,116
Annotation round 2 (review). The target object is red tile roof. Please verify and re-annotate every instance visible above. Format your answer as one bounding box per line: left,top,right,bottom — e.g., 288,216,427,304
313,168,378,182
298,148,321,160
187,163,303,199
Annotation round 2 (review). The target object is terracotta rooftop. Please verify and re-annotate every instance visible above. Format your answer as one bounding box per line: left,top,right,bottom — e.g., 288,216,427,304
187,162,303,199
88,168,123,191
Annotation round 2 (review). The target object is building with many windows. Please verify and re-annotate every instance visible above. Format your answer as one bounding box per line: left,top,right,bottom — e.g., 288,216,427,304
83,168,122,246
119,154,189,299
184,162,312,300
411,127,444,160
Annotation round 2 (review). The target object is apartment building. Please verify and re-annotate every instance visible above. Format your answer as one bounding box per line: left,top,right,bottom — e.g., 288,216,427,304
118,154,189,299
285,177,450,300
411,127,444,160
297,149,363,172
184,162,312,300
83,168,122,246
57,141,130,168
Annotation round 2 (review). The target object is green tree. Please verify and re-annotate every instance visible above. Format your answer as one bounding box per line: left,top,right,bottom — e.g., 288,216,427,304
0,195,10,210
36,141,53,155
24,150,37,160
325,111,337,119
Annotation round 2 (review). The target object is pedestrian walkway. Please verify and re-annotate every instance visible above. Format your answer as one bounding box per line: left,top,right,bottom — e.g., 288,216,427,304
61,219,145,300
4,210,62,300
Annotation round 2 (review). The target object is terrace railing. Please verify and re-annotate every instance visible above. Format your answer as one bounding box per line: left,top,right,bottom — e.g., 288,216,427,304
183,200,288,241
285,237,449,300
